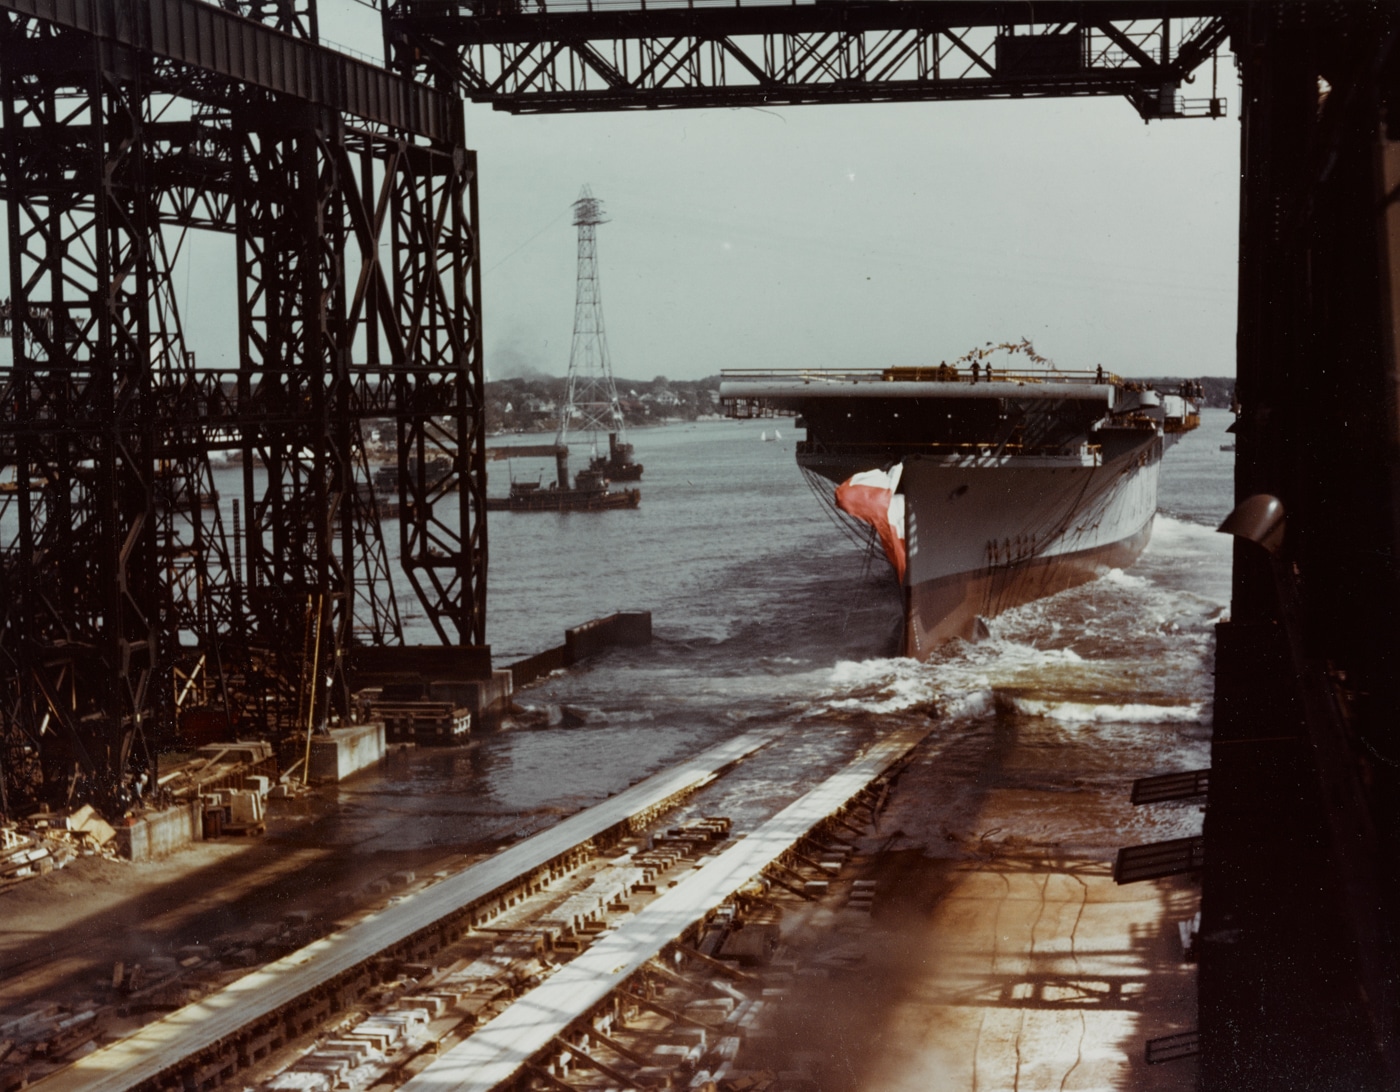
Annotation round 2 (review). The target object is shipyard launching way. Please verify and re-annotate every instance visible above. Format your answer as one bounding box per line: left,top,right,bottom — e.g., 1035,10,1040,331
721,346,1200,659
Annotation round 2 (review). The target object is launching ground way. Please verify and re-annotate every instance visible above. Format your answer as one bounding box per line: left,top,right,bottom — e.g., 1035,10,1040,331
26,725,927,1092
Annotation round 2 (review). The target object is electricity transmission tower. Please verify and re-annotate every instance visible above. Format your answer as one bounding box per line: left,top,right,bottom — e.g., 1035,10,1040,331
556,187,626,455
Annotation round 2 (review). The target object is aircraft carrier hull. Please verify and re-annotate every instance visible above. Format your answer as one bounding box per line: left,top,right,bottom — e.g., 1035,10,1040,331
720,366,1195,661
806,438,1161,659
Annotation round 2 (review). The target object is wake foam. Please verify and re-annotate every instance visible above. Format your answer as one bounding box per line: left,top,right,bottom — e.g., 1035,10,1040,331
1004,696,1210,725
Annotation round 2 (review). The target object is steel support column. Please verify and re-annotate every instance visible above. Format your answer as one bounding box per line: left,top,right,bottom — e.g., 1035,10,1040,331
233,100,355,734
0,21,159,811
1202,6,1400,1088
389,140,484,647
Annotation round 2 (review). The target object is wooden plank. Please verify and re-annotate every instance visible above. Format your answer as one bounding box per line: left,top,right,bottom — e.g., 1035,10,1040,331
628,993,710,1031
671,942,759,984
1145,1030,1200,1064
583,1027,649,1069
1131,768,1210,805
1113,836,1205,884
549,1037,633,1085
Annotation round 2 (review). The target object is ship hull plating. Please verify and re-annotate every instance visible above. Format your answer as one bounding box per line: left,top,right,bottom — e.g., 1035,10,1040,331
806,435,1162,660
903,519,1154,657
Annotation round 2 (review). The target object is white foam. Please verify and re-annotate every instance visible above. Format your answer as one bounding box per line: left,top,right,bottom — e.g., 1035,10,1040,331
818,657,943,714
940,688,995,720
790,510,1229,724
1099,567,1149,589
1006,697,1210,724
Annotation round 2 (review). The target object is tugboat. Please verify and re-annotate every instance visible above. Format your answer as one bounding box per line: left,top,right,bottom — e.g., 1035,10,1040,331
589,431,643,482
486,465,639,512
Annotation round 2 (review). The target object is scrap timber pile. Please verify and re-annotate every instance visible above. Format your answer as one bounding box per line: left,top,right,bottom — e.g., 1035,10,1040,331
0,807,118,887
0,741,283,891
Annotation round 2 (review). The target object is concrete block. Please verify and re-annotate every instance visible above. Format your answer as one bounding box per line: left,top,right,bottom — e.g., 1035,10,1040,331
426,990,463,1009
685,998,736,1015
292,1057,349,1080
267,1072,330,1092
651,1043,702,1066
345,1028,394,1052
115,802,202,861
228,791,263,825
308,722,386,783
323,1039,377,1061
306,1050,362,1071
397,995,446,1017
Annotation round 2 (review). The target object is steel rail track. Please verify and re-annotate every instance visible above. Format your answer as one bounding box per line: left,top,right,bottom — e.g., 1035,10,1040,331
403,725,931,1092
28,728,785,1092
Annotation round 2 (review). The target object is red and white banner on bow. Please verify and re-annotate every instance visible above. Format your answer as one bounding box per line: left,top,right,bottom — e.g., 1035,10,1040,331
834,464,906,582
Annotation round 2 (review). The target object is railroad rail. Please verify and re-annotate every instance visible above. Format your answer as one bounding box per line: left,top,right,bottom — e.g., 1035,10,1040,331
24,724,929,1092
27,728,784,1092
401,725,929,1092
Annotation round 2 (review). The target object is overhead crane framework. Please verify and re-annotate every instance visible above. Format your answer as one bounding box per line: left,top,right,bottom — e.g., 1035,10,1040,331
4,4,1400,1088
385,0,1232,117
0,0,484,815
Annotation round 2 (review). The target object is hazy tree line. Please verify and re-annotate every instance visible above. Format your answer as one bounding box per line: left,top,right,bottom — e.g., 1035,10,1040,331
486,375,722,433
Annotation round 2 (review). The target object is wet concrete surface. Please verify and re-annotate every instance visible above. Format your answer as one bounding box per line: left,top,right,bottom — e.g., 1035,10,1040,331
754,713,1202,1091
0,706,1203,1092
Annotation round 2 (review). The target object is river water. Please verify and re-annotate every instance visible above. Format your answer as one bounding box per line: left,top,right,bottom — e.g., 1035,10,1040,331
306,408,1234,859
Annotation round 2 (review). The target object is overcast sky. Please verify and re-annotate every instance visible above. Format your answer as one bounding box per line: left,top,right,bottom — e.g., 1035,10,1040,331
181,5,1243,383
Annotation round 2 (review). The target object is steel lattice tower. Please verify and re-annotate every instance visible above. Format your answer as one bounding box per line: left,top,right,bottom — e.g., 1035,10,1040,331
557,187,625,453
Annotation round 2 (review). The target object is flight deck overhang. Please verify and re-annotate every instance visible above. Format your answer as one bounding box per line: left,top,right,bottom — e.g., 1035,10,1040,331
720,375,1117,411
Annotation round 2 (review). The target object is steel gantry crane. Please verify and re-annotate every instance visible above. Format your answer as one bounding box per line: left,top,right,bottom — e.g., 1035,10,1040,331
0,0,485,814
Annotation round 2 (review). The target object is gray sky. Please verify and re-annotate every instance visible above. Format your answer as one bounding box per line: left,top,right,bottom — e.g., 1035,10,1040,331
181,4,1243,383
